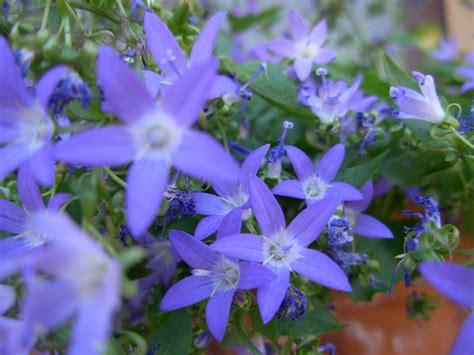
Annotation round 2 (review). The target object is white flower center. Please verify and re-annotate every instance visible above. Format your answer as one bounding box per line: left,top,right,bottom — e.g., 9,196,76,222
302,175,331,201
15,103,51,151
262,230,301,269
296,41,319,59
131,110,183,162
193,256,240,294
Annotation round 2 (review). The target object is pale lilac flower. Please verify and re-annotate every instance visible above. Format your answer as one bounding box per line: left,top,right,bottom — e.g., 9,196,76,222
430,38,458,62
0,36,67,186
267,10,335,81
419,262,474,355
272,144,362,206
457,53,474,92
390,71,445,123
343,180,393,238
267,121,294,179
0,284,22,354
193,144,270,240
0,167,70,270
160,230,276,340
0,211,121,355
55,46,239,236
300,69,361,124
212,176,351,323
144,11,235,99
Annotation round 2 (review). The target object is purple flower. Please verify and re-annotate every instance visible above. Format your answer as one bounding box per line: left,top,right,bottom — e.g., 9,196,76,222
267,120,294,179
267,10,335,81
193,144,270,240
300,69,361,124
0,36,67,186
430,38,458,62
344,180,393,238
0,167,70,267
0,284,22,354
55,46,239,236
211,176,351,323
457,53,474,92
160,230,276,340
0,211,121,355
272,144,362,206
419,262,474,355
390,71,445,123
143,11,235,99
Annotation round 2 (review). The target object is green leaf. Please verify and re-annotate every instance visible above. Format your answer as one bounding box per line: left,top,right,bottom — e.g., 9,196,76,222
252,309,278,344
379,51,418,90
275,300,344,337
147,310,192,354
336,150,389,188
68,2,120,24
228,61,314,119
228,6,280,33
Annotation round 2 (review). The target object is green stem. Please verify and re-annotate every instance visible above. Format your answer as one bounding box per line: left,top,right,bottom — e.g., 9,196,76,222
115,0,127,17
64,16,72,46
40,0,52,31
234,312,260,355
217,120,229,152
449,126,474,149
451,248,474,255
281,334,294,355
104,167,127,188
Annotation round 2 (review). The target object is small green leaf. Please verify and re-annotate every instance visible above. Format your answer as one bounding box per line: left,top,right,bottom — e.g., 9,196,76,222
336,150,389,188
252,309,278,344
147,310,192,354
228,6,280,33
379,51,418,90
275,300,344,337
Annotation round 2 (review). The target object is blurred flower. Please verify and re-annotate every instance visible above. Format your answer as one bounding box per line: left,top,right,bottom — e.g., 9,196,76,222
160,230,276,341
420,262,474,355
277,285,307,321
390,71,445,123
48,71,92,116
456,53,474,92
131,0,145,20
430,38,458,62
273,144,362,205
193,144,270,240
0,37,67,186
55,46,239,236
212,176,350,323
267,10,335,81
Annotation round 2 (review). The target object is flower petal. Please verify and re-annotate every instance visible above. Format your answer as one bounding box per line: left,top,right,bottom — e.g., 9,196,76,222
195,215,224,240
288,198,340,246
205,289,234,341
0,284,15,314
97,46,156,124
326,182,363,202
126,157,169,236
451,313,474,355
272,179,305,199
210,234,264,262
345,180,373,212
217,207,242,239
142,69,168,98
419,261,474,309
55,126,135,167
160,275,213,310
267,39,297,58
312,48,336,65
193,192,230,215
315,144,345,182
257,266,290,323
291,248,352,291
18,166,45,212
294,57,313,81
144,12,187,78
249,175,286,236
161,59,218,127
288,10,308,42
169,229,219,270
0,199,26,234
209,75,237,100
25,140,55,186
173,130,240,186
0,145,31,181
286,145,314,181
47,193,71,211
190,12,227,66
309,19,327,47
35,66,68,110
238,262,277,290
353,214,393,238
240,144,270,192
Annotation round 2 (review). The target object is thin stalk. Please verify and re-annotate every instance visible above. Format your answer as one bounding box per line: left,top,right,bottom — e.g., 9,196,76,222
449,126,474,149
234,312,260,355
64,16,72,46
40,0,52,31
104,167,127,188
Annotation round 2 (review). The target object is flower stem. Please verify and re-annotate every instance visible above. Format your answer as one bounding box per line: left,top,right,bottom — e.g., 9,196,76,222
234,311,260,355
449,126,474,149
104,167,127,188
40,0,52,31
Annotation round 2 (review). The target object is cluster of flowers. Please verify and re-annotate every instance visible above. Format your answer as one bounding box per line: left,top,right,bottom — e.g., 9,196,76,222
0,5,472,354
